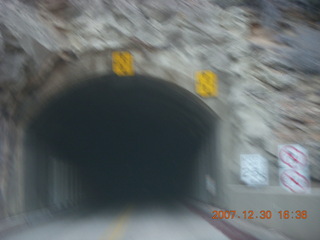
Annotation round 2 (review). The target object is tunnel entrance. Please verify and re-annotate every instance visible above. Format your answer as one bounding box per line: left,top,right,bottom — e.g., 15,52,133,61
24,75,218,211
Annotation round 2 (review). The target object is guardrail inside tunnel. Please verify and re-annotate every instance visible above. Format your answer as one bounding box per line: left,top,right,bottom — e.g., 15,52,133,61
22,75,218,213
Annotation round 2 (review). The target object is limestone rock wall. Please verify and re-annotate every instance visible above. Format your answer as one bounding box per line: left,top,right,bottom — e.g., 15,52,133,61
0,0,319,192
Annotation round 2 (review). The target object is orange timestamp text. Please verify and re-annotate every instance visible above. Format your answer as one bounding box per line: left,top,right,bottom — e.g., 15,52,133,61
212,210,308,220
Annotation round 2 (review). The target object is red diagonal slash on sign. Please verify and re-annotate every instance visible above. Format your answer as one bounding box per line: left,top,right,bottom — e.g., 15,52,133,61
280,170,310,193
279,145,307,168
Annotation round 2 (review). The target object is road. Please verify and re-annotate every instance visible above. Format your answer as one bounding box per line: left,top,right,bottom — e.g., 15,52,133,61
2,202,231,240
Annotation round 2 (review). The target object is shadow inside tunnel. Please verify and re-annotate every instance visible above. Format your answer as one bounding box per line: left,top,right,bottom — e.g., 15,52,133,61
24,75,217,212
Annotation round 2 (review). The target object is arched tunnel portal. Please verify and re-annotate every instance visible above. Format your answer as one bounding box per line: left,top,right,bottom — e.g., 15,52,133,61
22,75,220,212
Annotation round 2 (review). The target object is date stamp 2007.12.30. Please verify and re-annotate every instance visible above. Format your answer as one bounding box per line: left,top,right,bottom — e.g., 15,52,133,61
212,210,308,220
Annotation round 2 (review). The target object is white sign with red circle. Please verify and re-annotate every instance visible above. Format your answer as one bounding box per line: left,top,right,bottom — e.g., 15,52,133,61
280,169,311,193
278,144,308,169
278,144,310,193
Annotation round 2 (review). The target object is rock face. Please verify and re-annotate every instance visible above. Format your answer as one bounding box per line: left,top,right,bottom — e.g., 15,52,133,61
0,24,31,84
0,0,320,183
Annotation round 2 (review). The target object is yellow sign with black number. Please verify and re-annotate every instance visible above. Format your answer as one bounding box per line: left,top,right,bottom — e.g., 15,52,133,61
195,71,218,97
112,51,134,76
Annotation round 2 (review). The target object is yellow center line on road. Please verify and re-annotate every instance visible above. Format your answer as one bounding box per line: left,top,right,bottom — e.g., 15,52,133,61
99,205,134,240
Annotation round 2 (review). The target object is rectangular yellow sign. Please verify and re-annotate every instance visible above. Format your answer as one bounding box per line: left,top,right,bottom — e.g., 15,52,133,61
112,51,134,76
195,71,218,97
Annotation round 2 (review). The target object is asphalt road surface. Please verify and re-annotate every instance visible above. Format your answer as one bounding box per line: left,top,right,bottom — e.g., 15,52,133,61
2,202,231,240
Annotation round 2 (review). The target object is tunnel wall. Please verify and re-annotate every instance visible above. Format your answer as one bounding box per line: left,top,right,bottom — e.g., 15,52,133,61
0,128,84,217
189,120,218,203
23,132,84,213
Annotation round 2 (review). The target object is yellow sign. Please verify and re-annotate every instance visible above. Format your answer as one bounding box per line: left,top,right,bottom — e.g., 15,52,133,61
195,71,218,97
112,51,134,76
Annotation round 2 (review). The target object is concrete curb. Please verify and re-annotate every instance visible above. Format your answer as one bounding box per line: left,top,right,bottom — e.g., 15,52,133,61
0,208,58,238
0,205,82,238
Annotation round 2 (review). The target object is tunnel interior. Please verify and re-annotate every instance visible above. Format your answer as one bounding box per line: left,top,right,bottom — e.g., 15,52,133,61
24,75,217,210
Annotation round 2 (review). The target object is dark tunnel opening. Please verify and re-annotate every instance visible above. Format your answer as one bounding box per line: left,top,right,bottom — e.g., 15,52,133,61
25,75,217,210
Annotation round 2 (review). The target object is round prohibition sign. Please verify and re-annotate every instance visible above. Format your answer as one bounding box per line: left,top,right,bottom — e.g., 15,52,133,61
280,169,310,193
279,145,307,168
